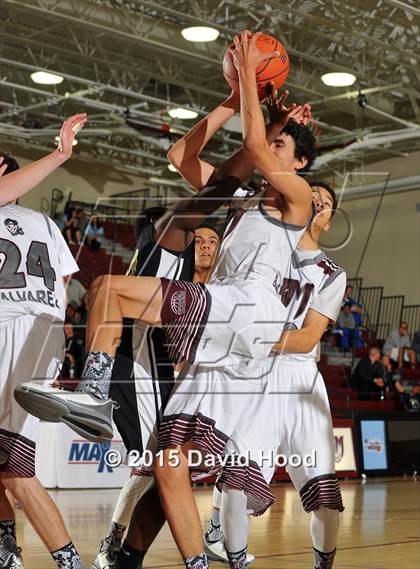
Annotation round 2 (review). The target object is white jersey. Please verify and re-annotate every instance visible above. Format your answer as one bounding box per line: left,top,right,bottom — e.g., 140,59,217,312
277,247,346,361
0,205,78,323
212,195,311,290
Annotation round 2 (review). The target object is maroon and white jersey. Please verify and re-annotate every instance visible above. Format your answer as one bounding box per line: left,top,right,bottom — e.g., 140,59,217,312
211,193,311,291
0,205,78,323
276,247,346,361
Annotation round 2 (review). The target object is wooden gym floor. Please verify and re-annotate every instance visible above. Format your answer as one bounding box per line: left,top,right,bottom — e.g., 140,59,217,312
17,477,419,568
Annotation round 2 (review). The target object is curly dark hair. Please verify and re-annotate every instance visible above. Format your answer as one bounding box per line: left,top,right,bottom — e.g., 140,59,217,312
281,120,317,172
0,151,20,173
309,179,338,217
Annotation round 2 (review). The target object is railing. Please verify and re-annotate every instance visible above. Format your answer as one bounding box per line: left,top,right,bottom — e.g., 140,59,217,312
401,304,420,336
376,295,405,340
346,277,363,303
107,188,174,221
40,196,49,214
50,188,64,219
359,286,384,331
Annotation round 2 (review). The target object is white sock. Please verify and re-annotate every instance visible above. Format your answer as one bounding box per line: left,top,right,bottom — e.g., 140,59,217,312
220,485,248,554
205,486,223,542
112,474,153,528
310,507,340,553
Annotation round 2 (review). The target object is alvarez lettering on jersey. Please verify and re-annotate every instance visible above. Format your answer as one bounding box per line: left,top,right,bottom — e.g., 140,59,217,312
0,289,60,309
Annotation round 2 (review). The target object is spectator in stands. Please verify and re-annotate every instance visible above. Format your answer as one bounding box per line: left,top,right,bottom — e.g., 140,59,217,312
402,384,420,412
77,208,89,236
412,329,420,365
79,292,89,326
380,354,396,391
342,284,363,326
65,303,78,324
336,303,357,350
63,321,84,377
64,275,86,308
383,321,416,369
84,214,104,251
61,206,82,244
350,347,386,400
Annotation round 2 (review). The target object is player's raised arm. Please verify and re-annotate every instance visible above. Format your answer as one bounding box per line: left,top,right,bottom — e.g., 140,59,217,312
232,32,313,218
0,113,87,206
167,94,240,190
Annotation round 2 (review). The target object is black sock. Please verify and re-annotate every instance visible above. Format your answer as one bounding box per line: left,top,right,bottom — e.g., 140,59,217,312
0,520,16,541
226,546,248,569
51,542,85,569
184,553,209,569
115,542,146,569
314,547,336,569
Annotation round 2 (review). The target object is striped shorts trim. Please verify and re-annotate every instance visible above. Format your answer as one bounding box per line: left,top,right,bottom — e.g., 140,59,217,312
217,461,276,517
157,412,227,457
0,429,36,478
156,412,275,516
299,473,344,513
160,279,212,364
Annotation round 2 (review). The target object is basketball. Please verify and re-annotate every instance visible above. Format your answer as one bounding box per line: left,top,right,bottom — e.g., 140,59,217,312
223,33,289,96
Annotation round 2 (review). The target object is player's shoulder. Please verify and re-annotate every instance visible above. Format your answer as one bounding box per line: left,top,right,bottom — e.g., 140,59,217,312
317,253,344,275
317,253,346,290
1,204,56,236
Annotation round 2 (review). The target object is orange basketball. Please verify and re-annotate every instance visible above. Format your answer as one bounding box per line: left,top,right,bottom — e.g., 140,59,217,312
223,33,289,97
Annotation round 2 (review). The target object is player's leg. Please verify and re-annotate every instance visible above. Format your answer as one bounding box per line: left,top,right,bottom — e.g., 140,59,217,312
220,485,249,569
15,276,165,440
310,507,340,569
153,444,209,568
283,365,343,569
0,480,22,567
115,482,166,569
205,485,224,545
1,473,85,569
0,480,15,540
93,473,153,568
79,275,162,400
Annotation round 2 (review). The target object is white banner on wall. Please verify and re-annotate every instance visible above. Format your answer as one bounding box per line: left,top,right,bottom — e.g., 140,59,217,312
36,422,129,488
334,426,357,472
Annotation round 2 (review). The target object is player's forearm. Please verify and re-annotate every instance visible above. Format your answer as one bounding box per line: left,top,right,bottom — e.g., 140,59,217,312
0,150,66,205
272,327,318,354
167,96,238,190
238,67,267,152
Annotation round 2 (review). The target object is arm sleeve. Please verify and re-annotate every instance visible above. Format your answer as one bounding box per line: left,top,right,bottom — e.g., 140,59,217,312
49,217,79,277
311,271,347,323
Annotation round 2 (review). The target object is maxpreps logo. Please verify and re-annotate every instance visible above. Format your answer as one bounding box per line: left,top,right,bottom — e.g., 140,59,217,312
68,440,114,473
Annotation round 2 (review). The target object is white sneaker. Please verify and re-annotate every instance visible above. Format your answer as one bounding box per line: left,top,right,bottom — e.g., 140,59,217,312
204,535,256,565
91,550,116,569
0,536,24,569
14,383,113,442
91,536,122,569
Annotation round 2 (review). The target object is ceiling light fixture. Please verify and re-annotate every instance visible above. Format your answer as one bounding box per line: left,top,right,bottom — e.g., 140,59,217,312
168,107,198,120
321,72,356,87
181,26,220,42
31,71,64,85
